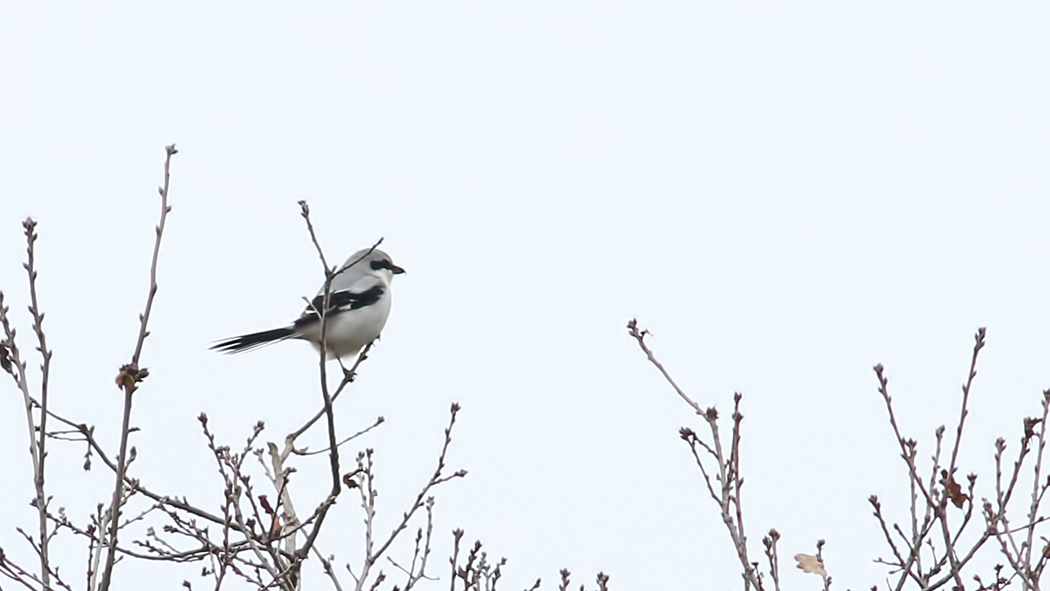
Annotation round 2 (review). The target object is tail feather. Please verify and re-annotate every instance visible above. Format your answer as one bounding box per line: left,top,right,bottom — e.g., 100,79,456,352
211,327,296,354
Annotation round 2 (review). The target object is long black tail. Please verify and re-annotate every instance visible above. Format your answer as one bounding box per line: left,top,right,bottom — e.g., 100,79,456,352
211,326,296,354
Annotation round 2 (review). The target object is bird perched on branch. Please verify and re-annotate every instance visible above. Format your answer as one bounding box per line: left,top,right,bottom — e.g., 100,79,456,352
212,248,405,359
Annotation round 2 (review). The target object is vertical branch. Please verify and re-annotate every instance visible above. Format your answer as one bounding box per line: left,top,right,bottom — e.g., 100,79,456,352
730,393,748,572
1023,390,1050,581
936,501,966,591
708,405,759,590
448,529,463,591
947,328,986,478
0,220,57,590
294,202,385,492
935,331,988,591
25,218,55,590
97,388,134,591
762,530,781,591
290,202,386,570
352,405,466,591
874,364,935,508
316,307,341,495
99,144,177,591
285,202,386,583
297,200,341,498
872,366,944,591
816,540,831,591
0,289,50,591
870,328,1009,591
130,144,178,368
291,201,348,586
354,450,378,591
264,442,302,557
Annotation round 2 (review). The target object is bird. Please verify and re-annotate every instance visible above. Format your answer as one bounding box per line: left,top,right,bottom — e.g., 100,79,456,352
211,248,405,359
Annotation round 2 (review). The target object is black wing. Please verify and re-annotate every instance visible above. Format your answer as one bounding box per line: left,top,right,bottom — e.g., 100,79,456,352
293,284,386,329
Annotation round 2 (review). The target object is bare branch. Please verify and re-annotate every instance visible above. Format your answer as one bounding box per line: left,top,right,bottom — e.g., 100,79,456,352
296,416,385,457
21,217,55,590
354,404,467,591
626,319,702,414
100,143,177,591
628,319,763,591
947,328,986,478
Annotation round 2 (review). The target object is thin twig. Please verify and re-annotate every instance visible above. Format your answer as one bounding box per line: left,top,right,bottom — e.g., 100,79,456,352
947,328,986,477
42,406,242,533
626,319,702,414
627,319,763,590
762,529,781,591
293,201,344,572
285,206,385,578
286,341,375,444
21,218,55,591
100,144,177,591
1023,390,1050,586
1,299,48,589
130,144,177,368
354,405,467,591
874,364,935,510
313,545,345,591
295,416,385,457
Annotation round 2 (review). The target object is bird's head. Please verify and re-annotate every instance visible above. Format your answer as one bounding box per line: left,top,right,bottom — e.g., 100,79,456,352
341,248,405,283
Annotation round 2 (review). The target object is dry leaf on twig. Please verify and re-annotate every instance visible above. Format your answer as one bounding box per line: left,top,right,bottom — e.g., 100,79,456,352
941,469,970,509
794,553,826,577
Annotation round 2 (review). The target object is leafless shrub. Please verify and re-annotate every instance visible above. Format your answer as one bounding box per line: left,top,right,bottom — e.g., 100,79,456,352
628,319,1050,591
1,144,179,591
870,328,1050,591
0,146,470,591
444,532,604,591
627,318,821,591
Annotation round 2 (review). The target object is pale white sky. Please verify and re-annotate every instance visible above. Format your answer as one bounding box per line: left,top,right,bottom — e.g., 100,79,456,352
2,3,1049,590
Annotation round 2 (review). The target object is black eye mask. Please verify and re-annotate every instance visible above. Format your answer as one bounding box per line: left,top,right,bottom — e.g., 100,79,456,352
370,259,406,274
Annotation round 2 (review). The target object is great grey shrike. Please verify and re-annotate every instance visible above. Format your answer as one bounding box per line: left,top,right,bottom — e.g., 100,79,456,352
212,248,405,359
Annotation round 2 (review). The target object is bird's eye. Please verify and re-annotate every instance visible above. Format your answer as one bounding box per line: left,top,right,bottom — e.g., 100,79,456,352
370,260,391,271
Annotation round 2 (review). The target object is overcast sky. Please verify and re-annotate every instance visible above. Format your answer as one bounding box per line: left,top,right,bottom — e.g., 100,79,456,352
2,3,1049,590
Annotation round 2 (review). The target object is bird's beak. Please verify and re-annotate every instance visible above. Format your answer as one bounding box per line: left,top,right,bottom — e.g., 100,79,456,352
391,264,406,275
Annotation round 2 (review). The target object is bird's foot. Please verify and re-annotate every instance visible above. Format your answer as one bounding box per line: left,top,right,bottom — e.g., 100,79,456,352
337,359,357,383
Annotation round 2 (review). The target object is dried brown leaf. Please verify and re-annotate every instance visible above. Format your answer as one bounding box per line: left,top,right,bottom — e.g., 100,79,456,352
795,553,826,577
942,469,970,509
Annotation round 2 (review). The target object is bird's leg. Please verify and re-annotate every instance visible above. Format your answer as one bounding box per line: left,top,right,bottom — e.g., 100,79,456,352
338,358,355,383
